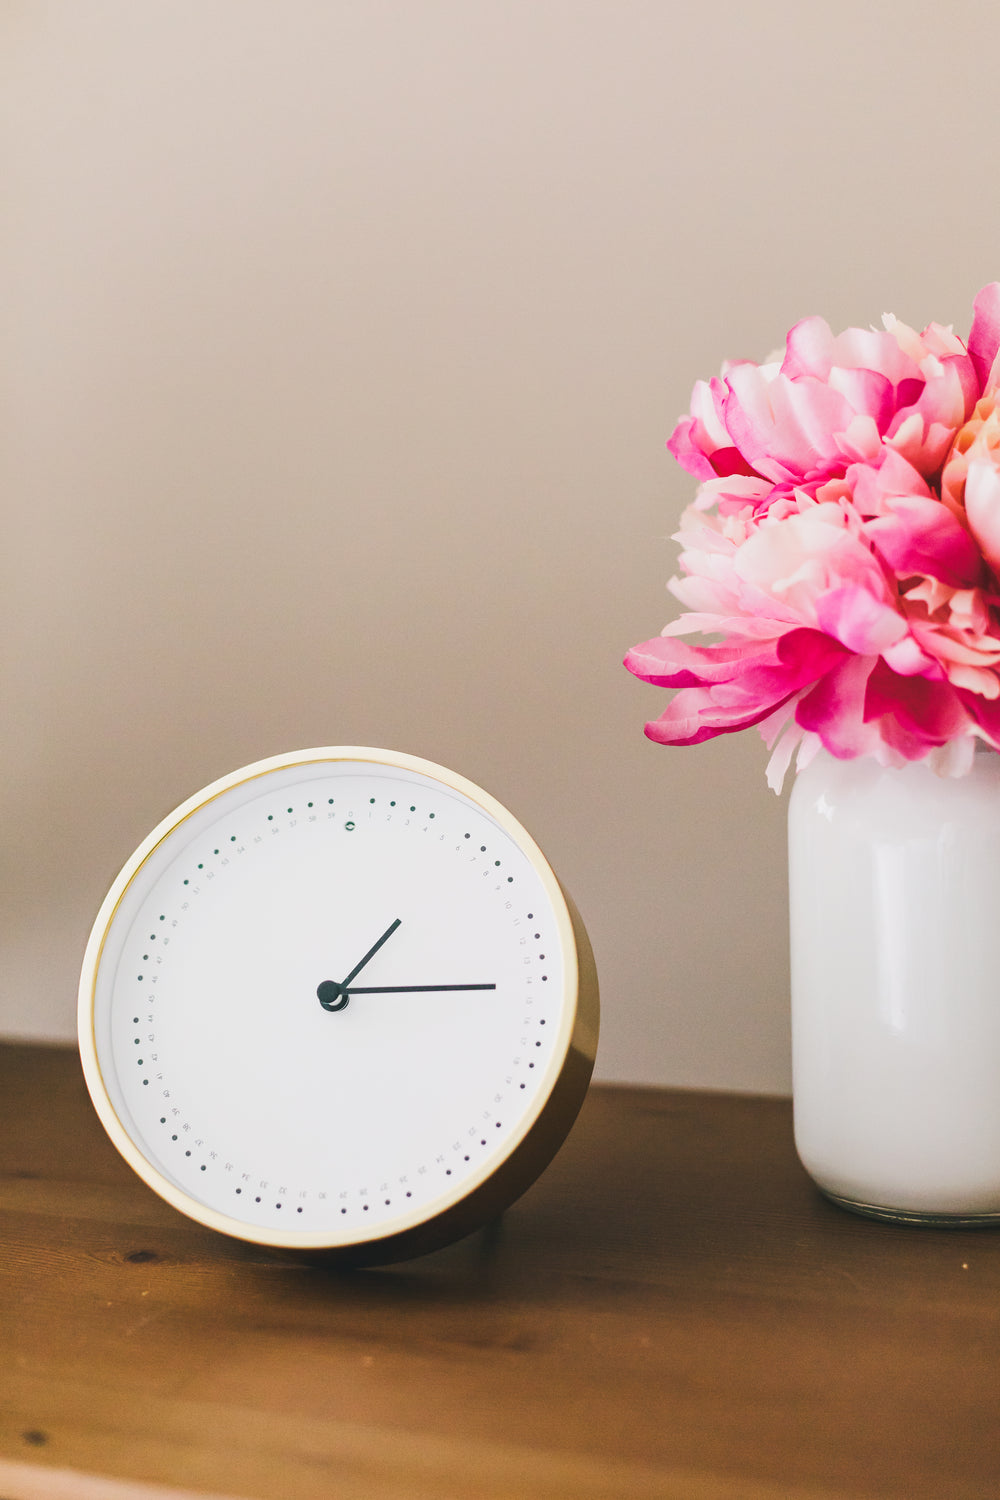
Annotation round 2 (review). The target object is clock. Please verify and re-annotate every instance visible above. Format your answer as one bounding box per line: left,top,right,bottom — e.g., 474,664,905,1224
77,747,599,1264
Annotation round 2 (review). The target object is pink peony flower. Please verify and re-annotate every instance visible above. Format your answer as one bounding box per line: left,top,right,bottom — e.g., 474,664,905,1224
626,284,1000,789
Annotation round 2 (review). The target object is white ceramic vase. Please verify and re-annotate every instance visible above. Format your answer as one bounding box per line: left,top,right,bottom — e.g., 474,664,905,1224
788,747,1000,1224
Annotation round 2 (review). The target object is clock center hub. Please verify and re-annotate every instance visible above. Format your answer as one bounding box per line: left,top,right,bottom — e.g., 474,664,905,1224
316,979,349,1012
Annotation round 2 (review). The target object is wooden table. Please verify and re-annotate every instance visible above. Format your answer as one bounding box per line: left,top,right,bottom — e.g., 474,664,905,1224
1,1042,998,1500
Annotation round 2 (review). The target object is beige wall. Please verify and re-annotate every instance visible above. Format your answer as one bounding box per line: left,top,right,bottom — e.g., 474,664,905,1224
3,0,998,1089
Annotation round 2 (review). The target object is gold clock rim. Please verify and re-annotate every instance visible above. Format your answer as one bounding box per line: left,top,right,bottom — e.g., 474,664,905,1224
77,746,599,1260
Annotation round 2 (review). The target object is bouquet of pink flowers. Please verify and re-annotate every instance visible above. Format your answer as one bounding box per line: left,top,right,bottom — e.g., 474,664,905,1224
625,284,1000,789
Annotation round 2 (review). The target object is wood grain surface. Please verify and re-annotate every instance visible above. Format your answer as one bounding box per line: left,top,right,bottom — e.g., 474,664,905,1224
1,1042,998,1500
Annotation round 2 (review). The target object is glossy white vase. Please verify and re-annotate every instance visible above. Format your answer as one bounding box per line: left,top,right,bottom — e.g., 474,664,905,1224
788,748,1000,1224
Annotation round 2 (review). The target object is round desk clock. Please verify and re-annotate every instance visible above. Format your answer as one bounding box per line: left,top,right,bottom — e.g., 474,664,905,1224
78,748,599,1264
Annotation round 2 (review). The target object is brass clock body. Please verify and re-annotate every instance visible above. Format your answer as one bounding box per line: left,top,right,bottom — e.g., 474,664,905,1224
78,748,599,1264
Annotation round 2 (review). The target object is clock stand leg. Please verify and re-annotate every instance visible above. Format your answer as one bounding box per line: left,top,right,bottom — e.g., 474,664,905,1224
475,1215,506,1260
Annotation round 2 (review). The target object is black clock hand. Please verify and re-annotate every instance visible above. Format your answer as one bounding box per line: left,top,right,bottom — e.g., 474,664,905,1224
345,983,496,995
317,918,401,1012
341,918,402,987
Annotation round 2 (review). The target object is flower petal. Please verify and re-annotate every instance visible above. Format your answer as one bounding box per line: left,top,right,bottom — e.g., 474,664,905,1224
795,654,881,758
968,281,1000,394
642,686,793,745
667,377,760,481
814,585,907,655
864,495,983,587
964,457,1000,575
724,366,856,483
624,634,782,689
863,661,969,752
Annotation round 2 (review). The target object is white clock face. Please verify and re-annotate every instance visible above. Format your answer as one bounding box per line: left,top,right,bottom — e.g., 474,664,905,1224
80,750,588,1253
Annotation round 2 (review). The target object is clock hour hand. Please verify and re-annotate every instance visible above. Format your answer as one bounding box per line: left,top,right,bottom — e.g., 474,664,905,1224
317,918,402,1012
341,918,402,987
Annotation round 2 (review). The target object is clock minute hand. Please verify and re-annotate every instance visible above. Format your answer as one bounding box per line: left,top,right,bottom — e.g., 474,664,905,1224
345,983,497,995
